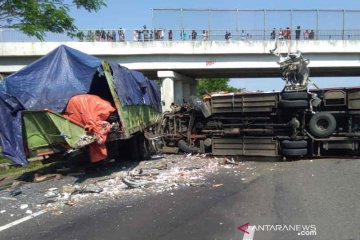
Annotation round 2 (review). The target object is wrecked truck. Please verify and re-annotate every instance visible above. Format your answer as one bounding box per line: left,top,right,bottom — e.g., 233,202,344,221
0,45,162,166
158,51,360,159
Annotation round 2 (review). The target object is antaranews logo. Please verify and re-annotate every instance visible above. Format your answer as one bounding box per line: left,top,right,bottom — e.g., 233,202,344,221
237,222,317,238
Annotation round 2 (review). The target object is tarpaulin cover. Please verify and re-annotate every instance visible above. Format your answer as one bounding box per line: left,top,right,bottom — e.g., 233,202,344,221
1,45,161,165
109,62,162,112
64,94,116,162
0,92,26,165
4,45,102,112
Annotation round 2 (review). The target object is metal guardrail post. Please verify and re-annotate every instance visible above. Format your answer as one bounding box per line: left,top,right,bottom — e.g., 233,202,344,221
316,9,319,40
208,9,211,41
180,8,184,41
236,9,239,40
342,10,346,40
263,10,266,40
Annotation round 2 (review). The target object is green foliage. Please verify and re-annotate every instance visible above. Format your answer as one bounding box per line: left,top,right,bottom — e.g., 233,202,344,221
0,145,9,164
0,0,106,40
196,78,243,97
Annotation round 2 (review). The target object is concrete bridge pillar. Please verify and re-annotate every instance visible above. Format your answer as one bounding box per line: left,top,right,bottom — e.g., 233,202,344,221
157,71,196,112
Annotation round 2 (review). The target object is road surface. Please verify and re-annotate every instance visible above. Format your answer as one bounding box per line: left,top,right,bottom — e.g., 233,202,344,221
1,158,359,240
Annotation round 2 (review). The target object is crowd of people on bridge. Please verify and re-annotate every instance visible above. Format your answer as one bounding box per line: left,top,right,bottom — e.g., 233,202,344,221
79,25,318,42
270,26,315,40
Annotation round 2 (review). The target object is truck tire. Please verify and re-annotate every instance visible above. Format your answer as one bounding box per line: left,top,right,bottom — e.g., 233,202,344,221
281,140,308,149
178,140,198,154
130,134,144,161
282,148,308,157
279,100,308,108
309,112,336,138
281,92,308,100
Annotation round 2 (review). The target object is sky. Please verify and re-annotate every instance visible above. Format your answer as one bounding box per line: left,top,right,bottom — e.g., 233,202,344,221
70,0,360,91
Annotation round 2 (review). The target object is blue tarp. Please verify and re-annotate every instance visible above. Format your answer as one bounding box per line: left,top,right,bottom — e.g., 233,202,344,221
110,62,162,112
0,81,4,92
0,45,161,165
4,45,102,112
0,92,26,165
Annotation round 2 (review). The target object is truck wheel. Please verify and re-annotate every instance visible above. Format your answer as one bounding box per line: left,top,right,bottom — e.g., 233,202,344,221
279,100,308,108
130,134,144,161
309,112,336,138
281,92,308,100
281,140,308,149
282,148,308,157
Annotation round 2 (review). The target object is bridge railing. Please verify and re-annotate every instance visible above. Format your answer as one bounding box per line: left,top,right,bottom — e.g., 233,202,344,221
1,28,360,42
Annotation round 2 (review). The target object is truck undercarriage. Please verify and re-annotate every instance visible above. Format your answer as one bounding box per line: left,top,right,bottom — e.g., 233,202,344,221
158,50,360,159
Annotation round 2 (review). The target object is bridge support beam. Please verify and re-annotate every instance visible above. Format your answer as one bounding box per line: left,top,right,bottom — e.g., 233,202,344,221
157,71,196,112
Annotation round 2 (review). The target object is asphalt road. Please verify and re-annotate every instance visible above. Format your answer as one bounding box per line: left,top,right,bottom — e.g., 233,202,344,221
1,158,360,240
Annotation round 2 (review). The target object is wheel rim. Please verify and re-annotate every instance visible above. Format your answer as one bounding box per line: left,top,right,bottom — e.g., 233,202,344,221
316,119,329,131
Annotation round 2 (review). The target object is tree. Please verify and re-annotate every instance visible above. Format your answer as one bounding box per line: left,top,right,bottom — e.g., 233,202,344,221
196,78,242,97
0,0,106,40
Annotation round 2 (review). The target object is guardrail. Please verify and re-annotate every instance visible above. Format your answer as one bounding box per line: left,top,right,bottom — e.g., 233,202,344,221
1,28,360,42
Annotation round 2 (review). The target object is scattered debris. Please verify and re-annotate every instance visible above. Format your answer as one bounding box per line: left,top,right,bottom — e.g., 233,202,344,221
212,184,224,188
44,188,59,198
26,210,33,214
9,188,22,197
0,196,17,201
20,204,28,210
62,185,76,193
122,177,154,189
225,158,237,165
51,210,63,216
0,154,245,218
77,184,102,194
11,180,24,188
34,173,62,183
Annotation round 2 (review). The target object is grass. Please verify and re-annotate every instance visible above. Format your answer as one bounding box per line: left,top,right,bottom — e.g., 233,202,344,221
0,161,45,177
0,145,46,177
0,146,10,164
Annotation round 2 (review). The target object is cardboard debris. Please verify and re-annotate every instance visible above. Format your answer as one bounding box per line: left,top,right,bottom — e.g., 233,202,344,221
34,173,62,183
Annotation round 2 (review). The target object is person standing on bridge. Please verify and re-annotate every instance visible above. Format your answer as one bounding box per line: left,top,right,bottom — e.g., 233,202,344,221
303,30,309,40
191,30,197,40
295,26,301,40
202,30,208,41
241,30,245,40
270,28,276,40
168,30,173,41
180,29,186,41
309,30,315,40
284,27,291,40
118,28,125,42
107,30,112,41
133,30,138,41
101,29,106,41
278,28,284,40
112,30,116,42
95,29,100,41
143,25,149,41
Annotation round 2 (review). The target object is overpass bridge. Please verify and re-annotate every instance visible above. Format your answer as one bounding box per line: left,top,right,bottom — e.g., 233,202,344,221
1,40,360,110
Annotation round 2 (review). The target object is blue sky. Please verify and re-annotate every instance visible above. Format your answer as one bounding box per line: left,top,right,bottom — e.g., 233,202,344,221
71,0,360,91
71,0,360,29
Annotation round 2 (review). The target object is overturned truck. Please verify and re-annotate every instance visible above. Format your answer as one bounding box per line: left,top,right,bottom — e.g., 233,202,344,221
0,45,161,166
159,51,360,158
